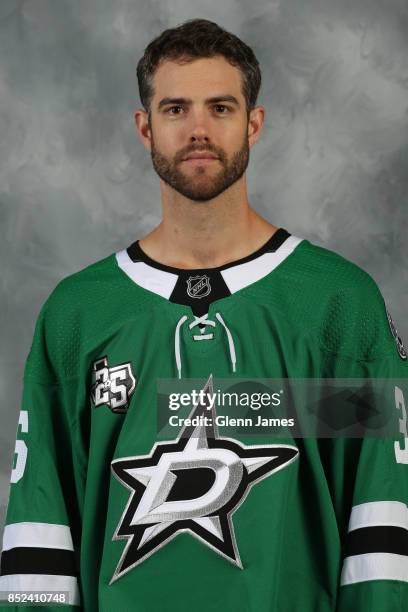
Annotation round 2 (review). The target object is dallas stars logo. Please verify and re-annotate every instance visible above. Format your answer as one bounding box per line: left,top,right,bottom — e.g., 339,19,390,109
110,375,299,582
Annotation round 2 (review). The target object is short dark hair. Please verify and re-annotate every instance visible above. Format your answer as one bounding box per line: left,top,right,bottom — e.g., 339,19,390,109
136,18,261,116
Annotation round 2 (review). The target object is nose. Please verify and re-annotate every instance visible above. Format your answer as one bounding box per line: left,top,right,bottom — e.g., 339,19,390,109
190,128,210,143
188,108,211,143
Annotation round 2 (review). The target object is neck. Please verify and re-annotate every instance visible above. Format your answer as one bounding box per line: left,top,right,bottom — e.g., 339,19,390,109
139,178,277,269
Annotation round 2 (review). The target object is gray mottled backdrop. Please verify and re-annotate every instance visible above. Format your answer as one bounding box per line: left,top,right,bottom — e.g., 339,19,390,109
1,0,407,540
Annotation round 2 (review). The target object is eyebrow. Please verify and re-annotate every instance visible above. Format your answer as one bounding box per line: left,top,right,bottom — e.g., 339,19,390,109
157,95,240,110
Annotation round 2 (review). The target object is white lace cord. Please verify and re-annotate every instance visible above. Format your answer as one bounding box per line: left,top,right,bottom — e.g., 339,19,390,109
174,312,237,378
215,312,237,373
190,314,216,340
174,315,188,379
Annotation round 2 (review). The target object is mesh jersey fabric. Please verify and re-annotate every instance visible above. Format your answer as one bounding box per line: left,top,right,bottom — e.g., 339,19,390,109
0,231,407,611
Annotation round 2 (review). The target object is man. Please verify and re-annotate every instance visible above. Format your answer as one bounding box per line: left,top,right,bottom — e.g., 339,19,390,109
0,18,407,612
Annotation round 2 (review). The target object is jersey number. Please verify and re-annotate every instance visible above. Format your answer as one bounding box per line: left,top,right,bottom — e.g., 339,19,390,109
394,386,408,464
11,410,28,483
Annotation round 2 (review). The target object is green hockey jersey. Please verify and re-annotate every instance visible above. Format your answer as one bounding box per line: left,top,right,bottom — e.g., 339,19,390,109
0,228,407,611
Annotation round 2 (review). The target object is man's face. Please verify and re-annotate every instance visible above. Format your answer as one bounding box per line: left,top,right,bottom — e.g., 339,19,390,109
147,56,250,202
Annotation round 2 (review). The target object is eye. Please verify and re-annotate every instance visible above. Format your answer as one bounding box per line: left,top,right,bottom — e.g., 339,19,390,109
167,105,184,115
214,104,229,113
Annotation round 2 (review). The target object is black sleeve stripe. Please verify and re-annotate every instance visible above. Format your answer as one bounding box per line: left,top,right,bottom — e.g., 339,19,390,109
0,547,78,577
345,526,408,557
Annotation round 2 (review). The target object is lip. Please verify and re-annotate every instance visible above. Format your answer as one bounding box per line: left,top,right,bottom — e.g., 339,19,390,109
183,152,218,161
183,157,219,165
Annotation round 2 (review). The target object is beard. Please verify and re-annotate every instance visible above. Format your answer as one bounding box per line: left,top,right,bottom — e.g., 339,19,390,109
150,130,250,202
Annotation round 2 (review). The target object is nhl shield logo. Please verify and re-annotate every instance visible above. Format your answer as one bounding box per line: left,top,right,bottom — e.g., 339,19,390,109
186,274,211,299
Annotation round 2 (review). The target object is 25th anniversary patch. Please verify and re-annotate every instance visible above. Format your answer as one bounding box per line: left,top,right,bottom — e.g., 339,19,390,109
90,356,136,413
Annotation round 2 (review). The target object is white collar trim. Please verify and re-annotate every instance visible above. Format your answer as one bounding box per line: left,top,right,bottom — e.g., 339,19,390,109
115,234,303,298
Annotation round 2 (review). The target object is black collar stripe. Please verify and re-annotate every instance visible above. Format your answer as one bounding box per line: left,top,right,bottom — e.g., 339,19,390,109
115,229,304,299
126,228,290,271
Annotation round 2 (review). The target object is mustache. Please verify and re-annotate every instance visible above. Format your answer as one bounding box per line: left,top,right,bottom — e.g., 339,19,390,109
177,147,224,162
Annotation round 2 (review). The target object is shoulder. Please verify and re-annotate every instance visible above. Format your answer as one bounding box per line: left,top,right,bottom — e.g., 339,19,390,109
28,250,160,381
41,253,121,336
291,238,382,300
275,237,397,361
267,236,385,322
43,249,160,317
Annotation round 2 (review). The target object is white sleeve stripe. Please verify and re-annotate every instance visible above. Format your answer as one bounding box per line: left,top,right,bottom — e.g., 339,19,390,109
348,501,408,532
0,574,80,606
2,523,74,551
340,553,408,585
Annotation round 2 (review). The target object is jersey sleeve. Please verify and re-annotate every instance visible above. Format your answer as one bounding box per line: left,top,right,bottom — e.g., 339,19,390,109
0,302,83,610
319,278,408,611
335,350,408,611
